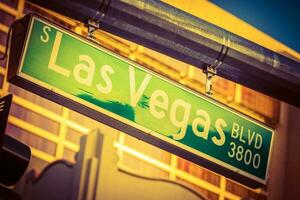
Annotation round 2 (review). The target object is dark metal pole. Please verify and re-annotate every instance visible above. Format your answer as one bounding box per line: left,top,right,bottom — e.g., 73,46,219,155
0,94,31,187
26,0,300,106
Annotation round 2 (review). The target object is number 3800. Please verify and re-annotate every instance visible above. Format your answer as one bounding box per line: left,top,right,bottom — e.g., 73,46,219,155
228,142,261,169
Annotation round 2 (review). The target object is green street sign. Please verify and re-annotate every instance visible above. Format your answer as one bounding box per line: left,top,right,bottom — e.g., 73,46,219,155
8,14,274,188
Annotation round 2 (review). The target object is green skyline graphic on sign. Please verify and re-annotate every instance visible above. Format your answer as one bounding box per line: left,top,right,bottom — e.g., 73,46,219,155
19,17,274,184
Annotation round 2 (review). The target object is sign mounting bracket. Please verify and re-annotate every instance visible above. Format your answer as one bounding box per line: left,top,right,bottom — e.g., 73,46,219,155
85,18,100,41
203,64,217,96
203,42,229,96
84,0,111,41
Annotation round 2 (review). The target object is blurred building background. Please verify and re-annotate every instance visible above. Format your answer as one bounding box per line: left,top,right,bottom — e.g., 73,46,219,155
0,0,299,199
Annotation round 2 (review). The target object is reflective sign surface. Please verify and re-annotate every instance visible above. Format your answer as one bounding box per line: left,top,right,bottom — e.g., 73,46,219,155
16,16,274,185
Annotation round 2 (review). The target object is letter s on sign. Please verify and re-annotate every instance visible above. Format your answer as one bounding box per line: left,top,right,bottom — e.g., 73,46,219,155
41,26,51,43
212,118,227,146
